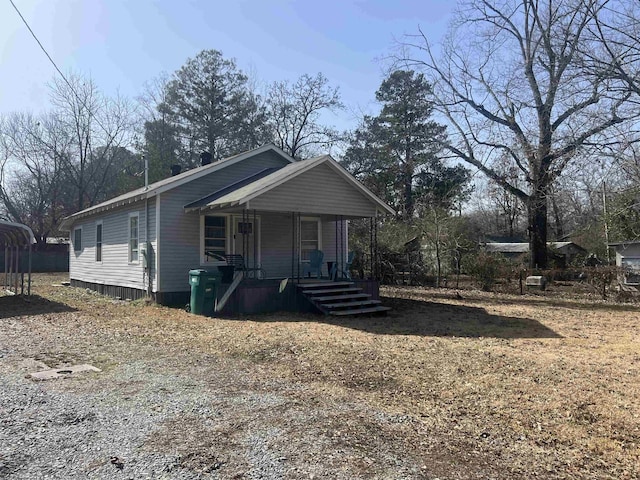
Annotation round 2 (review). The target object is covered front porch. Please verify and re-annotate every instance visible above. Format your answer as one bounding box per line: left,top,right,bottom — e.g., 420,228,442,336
188,208,386,316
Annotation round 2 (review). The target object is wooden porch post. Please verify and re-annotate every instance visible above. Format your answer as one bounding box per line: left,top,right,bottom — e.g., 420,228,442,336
297,212,301,280
369,217,374,280
334,215,338,280
374,211,379,280
291,212,295,281
340,215,344,278
243,208,248,267
253,209,257,274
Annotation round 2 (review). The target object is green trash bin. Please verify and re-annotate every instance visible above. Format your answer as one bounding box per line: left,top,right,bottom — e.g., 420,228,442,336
189,269,219,315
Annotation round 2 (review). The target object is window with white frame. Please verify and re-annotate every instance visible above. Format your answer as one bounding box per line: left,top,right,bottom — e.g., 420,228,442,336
73,227,82,252
129,213,139,263
202,215,227,263
95,221,103,262
300,218,321,261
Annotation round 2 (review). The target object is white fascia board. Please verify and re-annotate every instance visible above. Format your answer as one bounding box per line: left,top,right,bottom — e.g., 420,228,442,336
60,192,156,230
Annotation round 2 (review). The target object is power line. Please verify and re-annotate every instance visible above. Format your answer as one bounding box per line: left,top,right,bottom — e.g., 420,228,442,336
8,0,122,141
8,0,71,88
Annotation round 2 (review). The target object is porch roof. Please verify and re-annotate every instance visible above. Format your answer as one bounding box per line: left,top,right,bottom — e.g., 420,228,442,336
184,155,395,218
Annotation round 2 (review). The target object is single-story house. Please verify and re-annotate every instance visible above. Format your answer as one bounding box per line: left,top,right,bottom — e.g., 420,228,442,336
60,145,394,315
484,241,586,265
609,241,640,285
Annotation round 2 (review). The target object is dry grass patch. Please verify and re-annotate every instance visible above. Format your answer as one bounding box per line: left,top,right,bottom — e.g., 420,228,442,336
2,274,639,478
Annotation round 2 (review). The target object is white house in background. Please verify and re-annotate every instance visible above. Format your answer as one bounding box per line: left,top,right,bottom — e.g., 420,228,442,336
484,241,587,265
60,145,393,315
609,241,640,285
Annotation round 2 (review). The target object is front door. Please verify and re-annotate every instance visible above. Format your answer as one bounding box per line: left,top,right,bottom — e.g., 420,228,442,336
233,216,260,268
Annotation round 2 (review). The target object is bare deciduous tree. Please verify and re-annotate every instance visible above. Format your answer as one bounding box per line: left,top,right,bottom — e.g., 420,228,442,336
266,73,343,159
0,112,70,242
0,73,137,241
401,0,640,268
50,74,136,211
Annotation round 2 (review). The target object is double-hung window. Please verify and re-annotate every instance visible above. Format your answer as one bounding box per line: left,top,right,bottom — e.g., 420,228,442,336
202,216,227,263
300,218,321,262
129,213,139,263
73,227,82,252
95,222,103,262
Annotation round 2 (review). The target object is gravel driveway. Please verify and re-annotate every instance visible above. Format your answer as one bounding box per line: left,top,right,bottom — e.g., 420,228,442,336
0,285,429,479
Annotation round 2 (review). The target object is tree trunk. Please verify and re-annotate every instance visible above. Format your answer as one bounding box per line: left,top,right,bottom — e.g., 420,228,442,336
403,164,413,220
528,187,548,269
550,187,564,240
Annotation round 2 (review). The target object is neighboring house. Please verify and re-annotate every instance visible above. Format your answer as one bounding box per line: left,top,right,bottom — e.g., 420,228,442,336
60,145,394,315
484,241,587,265
609,241,640,285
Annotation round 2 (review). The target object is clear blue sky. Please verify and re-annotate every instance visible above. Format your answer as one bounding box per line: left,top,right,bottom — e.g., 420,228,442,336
0,0,452,131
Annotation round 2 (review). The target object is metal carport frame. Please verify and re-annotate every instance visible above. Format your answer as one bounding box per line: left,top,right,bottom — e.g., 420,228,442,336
0,221,36,295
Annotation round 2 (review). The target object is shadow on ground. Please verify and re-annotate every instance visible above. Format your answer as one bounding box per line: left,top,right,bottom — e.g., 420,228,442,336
408,288,640,313
0,295,76,319
250,295,562,339
315,295,562,339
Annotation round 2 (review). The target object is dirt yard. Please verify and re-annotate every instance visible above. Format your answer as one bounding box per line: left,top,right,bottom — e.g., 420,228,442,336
1,274,638,479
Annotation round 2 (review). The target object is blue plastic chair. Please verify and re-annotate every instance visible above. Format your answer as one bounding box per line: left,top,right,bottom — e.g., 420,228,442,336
333,251,355,280
302,249,324,278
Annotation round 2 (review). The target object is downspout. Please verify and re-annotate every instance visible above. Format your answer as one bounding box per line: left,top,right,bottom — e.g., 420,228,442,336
146,196,151,297
144,155,152,298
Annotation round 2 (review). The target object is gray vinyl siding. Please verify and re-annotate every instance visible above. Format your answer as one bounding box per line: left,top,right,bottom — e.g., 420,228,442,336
261,213,296,278
260,214,346,279
322,219,349,266
249,163,378,217
69,198,157,292
158,151,290,292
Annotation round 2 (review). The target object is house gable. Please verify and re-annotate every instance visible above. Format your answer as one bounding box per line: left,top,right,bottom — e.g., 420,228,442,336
190,156,394,218
248,161,383,217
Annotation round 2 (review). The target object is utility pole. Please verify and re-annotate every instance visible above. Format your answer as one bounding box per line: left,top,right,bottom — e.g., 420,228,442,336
602,181,611,264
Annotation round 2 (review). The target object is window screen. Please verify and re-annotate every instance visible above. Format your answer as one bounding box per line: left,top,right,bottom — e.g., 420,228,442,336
96,223,102,262
204,216,226,261
129,215,139,262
